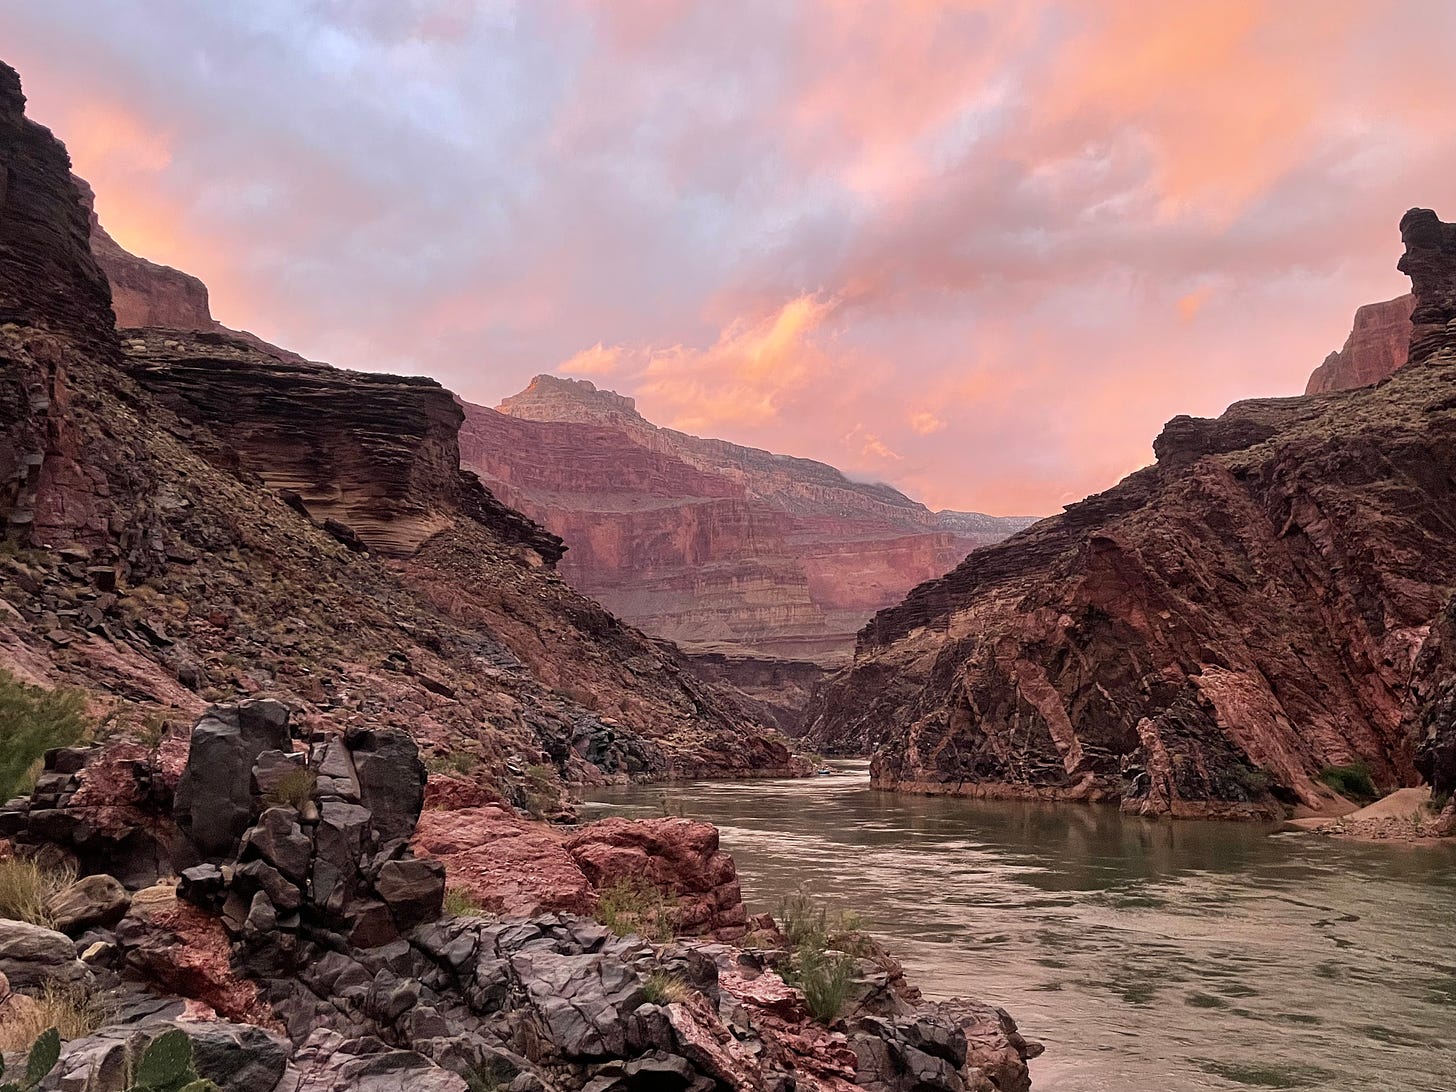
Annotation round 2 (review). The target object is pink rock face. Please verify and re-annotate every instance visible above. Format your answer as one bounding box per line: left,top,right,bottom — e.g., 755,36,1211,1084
1304,294,1414,394
461,377,1037,667
413,805,595,916
565,816,748,939
809,213,1456,815
411,805,752,939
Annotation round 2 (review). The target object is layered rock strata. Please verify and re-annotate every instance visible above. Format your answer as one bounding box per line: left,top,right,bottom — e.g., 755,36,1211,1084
462,380,1035,668
807,208,1456,818
1304,294,1414,394
0,58,789,788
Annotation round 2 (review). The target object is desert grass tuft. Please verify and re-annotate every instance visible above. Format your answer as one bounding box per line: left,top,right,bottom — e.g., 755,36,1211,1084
0,982,115,1050
0,857,76,927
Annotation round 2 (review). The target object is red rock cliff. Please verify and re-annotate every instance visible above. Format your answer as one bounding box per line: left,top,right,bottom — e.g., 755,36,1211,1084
805,209,1456,816
1304,294,1413,394
461,377,1035,668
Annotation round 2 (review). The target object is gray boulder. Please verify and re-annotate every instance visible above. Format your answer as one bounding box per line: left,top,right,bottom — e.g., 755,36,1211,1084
344,727,424,845
46,874,130,934
175,700,292,860
0,918,89,989
278,1029,468,1092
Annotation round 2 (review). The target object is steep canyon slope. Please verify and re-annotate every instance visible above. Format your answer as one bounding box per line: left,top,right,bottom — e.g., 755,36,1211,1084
807,208,1456,819
459,380,1035,720
0,60,791,791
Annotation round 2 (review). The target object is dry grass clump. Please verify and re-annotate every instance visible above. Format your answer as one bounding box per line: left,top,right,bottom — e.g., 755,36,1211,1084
0,982,115,1051
264,766,318,810
443,887,487,918
0,857,76,927
640,971,692,1006
595,877,679,943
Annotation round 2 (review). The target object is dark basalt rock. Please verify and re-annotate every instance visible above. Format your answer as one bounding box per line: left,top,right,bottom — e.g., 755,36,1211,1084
174,699,292,861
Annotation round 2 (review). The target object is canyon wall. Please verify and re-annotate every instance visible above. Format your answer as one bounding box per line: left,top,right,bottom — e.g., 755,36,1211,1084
461,377,1036,668
805,209,1456,817
0,61,794,792
1304,294,1414,394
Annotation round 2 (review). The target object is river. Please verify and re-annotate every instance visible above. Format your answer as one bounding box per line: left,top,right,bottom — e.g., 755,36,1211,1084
581,762,1456,1092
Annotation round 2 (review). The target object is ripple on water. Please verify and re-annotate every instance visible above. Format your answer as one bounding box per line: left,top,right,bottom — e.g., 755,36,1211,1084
582,766,1456,1092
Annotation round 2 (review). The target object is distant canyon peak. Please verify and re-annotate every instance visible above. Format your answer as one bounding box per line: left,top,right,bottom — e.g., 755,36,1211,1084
459,374,1038,669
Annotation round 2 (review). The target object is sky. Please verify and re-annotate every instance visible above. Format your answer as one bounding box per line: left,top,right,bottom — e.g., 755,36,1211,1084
5,1,1455,515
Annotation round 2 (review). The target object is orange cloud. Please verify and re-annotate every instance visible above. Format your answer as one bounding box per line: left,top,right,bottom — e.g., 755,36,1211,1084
908,411,946,436
564,293,841,434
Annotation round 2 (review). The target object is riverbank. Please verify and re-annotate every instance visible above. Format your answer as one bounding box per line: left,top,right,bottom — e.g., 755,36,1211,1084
584,763,1456,1092
1285,787,1456,845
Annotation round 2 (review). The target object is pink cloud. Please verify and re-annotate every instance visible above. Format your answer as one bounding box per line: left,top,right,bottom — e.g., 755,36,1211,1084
5,0,1455,517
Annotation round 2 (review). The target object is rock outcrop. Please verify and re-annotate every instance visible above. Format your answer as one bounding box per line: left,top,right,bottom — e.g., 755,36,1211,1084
0,57,792,789
462,379,1036,669
806,209,1456,817
1304,294,1414,394
0,699,1039,1092
122,329,561,560
75,173,304,363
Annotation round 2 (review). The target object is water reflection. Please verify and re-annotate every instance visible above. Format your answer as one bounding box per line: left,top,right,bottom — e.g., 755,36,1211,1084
583,763,1456,1092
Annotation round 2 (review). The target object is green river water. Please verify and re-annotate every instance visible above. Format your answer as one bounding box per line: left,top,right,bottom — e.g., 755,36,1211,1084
582,762,1456,1092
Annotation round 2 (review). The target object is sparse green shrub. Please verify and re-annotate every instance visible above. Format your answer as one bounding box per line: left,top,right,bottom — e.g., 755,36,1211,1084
523,763,558,818
123,1027,218,1092
640,971,692,1006
1233,766,1271,797
464,1063,509,1092
774,889,872,1023
0,857,77,928
1430,789,1451,814
0,670,88,801
427,752,477,777
783,946,857,1023
444,887,486,917
595,877,678,942
776,889,868,954
264,766,317,810
0,1026,60,1091
0,982,113,1052
1319,762,1378,802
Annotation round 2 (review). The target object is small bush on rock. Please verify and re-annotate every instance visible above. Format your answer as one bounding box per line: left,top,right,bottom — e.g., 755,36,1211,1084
595,877,678,942
0,1026,60,1091
641,972,691,1006
0,858,76,927
784,946,857,1023
0,984,113,1052
775,889,872,1023
264,766,317,810
0,670,88,801
443,887,486,917
1319,762,1378,802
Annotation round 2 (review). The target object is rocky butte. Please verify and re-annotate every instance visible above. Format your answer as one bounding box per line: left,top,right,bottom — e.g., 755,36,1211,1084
806,209,1456,822
1303,293,1414,394
459,380,1034,728
0,58,1040,1092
